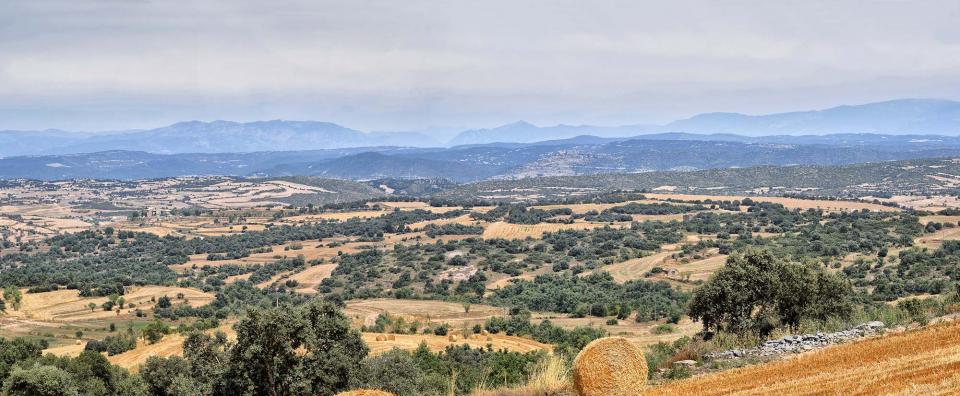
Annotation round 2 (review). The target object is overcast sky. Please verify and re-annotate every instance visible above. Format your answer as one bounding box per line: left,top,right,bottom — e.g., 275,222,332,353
1,0,959,131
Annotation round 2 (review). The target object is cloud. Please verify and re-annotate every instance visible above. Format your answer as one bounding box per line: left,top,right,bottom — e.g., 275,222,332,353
1,0,959,130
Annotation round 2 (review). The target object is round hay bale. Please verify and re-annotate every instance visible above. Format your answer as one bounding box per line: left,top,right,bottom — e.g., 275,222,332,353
481,330,490,336
374,335,386,342
336,390,394,396
448,334,458,342
572,337,647,396
386,334,396,341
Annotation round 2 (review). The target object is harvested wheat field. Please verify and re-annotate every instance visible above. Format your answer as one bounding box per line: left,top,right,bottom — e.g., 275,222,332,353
601,250,677,283
281,210,387,222
344,299,506,328
43,341,87,358
486,273,537,292
531,200,677,214
172,238,369,270
362,332,550,355
109,334,187,370
482,221,625,240
532,315,700,347
108,324,238,370
915,220,960,250
645,193,900,213
643,320,960,395
408,214,478,230
377,201,463,213
667,254,728,283
9,286,215,322
879,194,960,211
286,263,338,293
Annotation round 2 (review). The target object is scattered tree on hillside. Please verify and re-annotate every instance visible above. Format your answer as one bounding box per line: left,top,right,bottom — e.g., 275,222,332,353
688,249,853,336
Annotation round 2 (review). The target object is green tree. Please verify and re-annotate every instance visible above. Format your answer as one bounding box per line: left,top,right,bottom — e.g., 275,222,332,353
0,337,45,379
359,349,426,395
3,286,22,311
142,321,170,344
140,356,192,396
226,300,368,396
182,331,230,394
3,364,79,396
688,249,852,335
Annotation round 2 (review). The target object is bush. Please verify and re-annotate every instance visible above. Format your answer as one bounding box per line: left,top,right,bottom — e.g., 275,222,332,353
3,364,79,396
652,324,673,335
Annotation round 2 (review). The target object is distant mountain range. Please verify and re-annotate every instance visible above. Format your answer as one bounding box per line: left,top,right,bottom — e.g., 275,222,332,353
0,121,442,157
1,98,958,157
663,98,960,136
7,133,960,181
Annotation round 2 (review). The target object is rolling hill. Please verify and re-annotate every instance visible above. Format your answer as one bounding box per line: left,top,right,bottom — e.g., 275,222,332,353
6,137,960,181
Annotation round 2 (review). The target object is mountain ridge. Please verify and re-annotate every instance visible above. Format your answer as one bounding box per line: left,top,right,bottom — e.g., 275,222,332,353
1,98,958,156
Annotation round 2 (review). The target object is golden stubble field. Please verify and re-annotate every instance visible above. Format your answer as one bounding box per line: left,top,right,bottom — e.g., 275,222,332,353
644,193,901,212
343,298,507,328
481,221,627,239
643,320,960,395
362,332,550,355
8,286,215,322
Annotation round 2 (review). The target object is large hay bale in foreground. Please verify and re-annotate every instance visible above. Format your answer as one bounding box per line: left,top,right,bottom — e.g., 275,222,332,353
336,390,394,396
374,335,386,342
572,337,647,396
448,334,458,342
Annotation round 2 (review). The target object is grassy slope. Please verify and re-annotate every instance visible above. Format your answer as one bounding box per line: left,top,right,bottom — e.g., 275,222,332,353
642,320,960,395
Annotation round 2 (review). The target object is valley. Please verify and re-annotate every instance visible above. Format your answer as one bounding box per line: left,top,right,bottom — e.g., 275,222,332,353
2,174,960,394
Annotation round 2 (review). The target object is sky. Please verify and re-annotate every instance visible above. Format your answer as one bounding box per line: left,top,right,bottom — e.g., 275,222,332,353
1,0,959,132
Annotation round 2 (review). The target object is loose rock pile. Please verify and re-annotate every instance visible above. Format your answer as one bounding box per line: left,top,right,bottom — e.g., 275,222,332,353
708,321,886,359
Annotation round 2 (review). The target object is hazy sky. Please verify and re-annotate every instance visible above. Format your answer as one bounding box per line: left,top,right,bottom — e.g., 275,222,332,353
1,0,959,131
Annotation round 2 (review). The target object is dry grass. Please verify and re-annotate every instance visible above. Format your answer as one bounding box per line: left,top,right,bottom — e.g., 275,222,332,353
486,273,537,292
531,200,678,214
172,238,368,270
378,201,463,213
286,263,338,293
473,354,574,396
643,320,960,395
667,254,728,283
880,194,960,211
408,214,479,230
8,286,214,322
482,221,624,240
916,228,960,250
108,324,237,370
645,193,900,212
43,341,87,358
109,333,188,370
362,332,550,355
336,390,394,396
344,299,506,328
532,315,700,348
601,250,677,283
